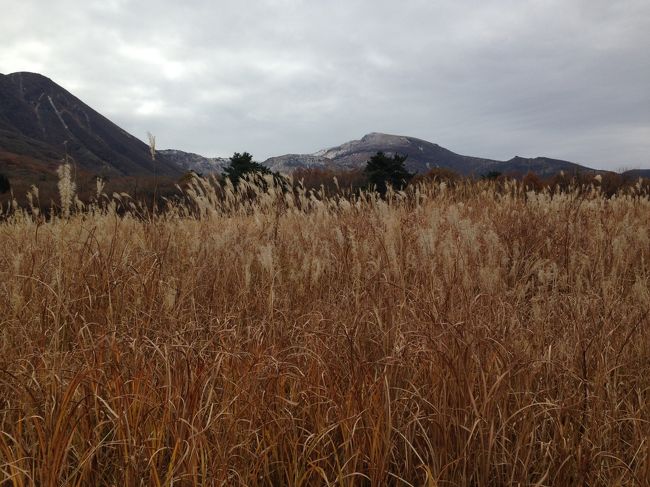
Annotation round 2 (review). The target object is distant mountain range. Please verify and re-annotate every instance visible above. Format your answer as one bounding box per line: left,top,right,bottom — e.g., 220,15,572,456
166,133,638,178
156,149,228,174
1,72,648,187
262,132,600,177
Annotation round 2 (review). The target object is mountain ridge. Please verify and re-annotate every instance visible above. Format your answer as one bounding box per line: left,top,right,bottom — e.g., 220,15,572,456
1,72,648,184
0,71,181,181
156,149,228,175
262,132,600,177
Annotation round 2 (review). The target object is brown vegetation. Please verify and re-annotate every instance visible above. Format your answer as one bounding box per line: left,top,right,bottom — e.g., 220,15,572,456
292,167,367,196
0,174,649,485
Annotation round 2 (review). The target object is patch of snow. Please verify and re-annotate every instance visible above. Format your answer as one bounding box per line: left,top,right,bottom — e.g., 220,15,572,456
47,95,69,131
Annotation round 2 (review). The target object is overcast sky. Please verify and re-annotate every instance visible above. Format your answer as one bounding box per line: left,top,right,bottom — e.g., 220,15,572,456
1,0,649,169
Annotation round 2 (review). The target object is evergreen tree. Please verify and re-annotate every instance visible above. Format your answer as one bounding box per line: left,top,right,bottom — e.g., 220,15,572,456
223,152,271,187
223,152,289,191
364,152,413,195
481,171,502,180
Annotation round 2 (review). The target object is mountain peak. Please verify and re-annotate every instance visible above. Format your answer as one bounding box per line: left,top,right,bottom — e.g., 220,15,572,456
360,132,409,144
266,132,487,174
6,71,57,88
0,71,181,179
8,71,52,79
360,132,386,140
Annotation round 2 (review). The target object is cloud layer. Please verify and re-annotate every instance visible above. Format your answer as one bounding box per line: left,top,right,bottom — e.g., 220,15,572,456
2,0,649,169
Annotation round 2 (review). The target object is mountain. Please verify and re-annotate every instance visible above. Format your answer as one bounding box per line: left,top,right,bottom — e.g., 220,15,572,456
157,149,228,175
0,71,181,182
264,133,496,174
498,155,590,177
263,132,596,177
621,169,650,179
1,72,645,188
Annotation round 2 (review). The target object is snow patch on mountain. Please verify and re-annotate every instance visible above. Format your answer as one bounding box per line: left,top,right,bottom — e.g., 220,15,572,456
47,95,69,131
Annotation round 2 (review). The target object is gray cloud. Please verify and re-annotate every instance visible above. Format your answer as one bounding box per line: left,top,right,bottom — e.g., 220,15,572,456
1,0,648,169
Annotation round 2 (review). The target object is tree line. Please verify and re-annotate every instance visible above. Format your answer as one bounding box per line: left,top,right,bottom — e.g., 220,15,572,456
213,150,414,196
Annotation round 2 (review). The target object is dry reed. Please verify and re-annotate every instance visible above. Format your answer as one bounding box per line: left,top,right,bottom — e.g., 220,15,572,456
0,175,649,486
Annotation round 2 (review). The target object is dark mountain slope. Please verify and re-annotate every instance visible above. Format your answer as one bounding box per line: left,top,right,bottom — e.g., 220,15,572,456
0,72,181,179
1,72,645,189
622,168,650,179
496,156,591,177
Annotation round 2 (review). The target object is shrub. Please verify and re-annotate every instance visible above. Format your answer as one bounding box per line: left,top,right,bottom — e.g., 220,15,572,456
522,171,544,192
481,170,502,180
411,167,461,187
292,167,366,195
0,173,10,193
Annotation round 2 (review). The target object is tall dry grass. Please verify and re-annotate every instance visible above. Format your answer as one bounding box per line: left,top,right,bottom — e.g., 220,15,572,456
0,175,649,486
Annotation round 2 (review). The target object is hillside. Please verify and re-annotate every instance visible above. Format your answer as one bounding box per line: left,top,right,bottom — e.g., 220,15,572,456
0,72,182,182
1,72,645,187
157,149,227,175
263,132,598,177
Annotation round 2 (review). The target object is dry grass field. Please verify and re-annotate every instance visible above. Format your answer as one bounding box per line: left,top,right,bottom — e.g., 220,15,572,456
1,174,649,486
